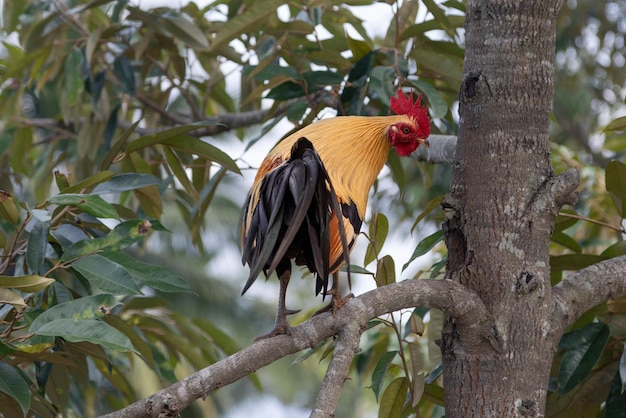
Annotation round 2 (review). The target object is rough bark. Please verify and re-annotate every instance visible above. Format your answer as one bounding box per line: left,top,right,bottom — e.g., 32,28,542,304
440,0,579,416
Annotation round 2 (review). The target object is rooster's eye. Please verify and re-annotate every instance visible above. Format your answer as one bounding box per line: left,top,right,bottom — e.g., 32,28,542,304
402,127,411,134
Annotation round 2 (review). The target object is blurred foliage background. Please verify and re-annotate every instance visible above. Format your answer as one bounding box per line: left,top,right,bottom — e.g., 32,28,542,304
0,0,625,417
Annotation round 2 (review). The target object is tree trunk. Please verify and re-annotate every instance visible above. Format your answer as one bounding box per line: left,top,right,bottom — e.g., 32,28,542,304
441,0,571,416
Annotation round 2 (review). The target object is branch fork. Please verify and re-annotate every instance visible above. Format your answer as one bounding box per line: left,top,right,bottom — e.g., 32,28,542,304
100,279,488,418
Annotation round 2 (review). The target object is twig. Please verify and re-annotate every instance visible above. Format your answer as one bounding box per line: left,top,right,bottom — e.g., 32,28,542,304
557,211,625,233
0,213,31,274
135,92,190,125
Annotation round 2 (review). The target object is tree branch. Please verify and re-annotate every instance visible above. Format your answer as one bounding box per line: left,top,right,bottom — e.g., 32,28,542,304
99,279,487,418
412,134,457,165
551,168,580,207
553,255,626,330
310,321,362,418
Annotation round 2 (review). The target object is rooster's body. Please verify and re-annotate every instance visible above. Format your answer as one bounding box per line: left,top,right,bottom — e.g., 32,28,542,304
241,91,430,338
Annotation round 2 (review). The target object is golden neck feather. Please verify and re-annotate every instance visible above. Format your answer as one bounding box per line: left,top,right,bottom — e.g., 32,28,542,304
269,115,411,217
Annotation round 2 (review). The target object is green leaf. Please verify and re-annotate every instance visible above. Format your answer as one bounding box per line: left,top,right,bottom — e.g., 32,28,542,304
245,63,299,82
346,34,372,61
34,319,136,352
266,82,305,100
163,146,198,200
422,382,445,406
0,362,30,417
551,232,582,253
308,49,351,69
162,15,209,49
411,195,443,234
10,334,54,354
379,377,408,418
290,340,329,366
411,369,426,407
100,251,193,293
91,173,161,194
365,213,389,266
286,102,309,123
64,48,84,106
104,315,155,367
48,193,119,219
602,241,626,258
369,66,396,107
408,309,426,337
126,127,240,174
425,362,443,384
554,210,580,232
410,46,463,83
607,368,626,418
0,275,55,293
61,219,151,262
422,0,455,37
372,351,397,400
54,171,71,191
604,134,626,153
550,254,607,273
302,70,345,88
386,150,405,191
100,121,140,170
606,161,626,218
403,230,444,272
121,296,168,311
0,288,26,309
26,210,51,275
620,344,626,394
410,79,448,119
193,318,241,356
339,264,373,275
113,55,135,95
208,0,285,52
29,294,119,333
604,116,626,132
430,255,448,278
70,255,142,295
400,15,466,40
0,191,21,224
375,255,396,287
0,339,16,356
384,0,419,48
558,322,610,394
60,170,116,194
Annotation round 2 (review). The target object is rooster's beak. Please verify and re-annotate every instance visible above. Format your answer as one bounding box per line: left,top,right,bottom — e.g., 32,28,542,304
420,137,430,148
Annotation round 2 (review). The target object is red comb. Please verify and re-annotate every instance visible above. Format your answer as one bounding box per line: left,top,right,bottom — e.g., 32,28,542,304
390,89,431,136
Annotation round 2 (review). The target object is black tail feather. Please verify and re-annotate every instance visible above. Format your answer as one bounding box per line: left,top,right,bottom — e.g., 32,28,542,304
241,137,352,298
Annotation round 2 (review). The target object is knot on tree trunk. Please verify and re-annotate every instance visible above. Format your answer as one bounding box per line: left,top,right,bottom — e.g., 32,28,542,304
523,168,580,226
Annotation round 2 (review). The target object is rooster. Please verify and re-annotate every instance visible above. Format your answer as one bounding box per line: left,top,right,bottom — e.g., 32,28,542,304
241,90,430,338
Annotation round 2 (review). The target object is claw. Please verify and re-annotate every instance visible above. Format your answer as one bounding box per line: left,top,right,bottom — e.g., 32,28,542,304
312,291,354,317
254,320,292,341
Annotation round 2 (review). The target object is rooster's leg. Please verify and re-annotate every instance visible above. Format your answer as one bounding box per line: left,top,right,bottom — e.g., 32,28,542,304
255,269,300,340
329,272,354,314
313,272,354,316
